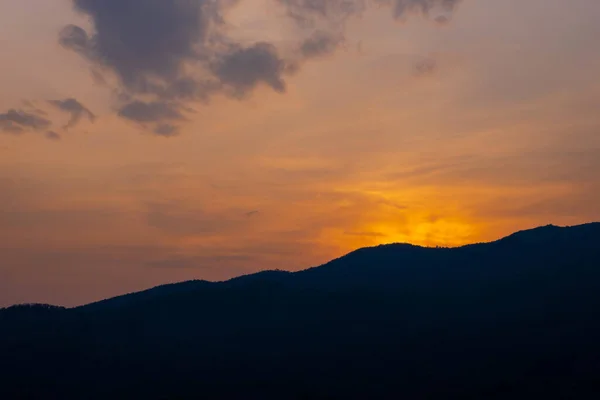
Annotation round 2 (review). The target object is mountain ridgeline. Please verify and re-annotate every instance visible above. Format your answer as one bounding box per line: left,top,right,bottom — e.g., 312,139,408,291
1,223,600,399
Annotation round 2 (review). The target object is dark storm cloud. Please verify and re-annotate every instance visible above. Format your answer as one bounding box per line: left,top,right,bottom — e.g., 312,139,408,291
58,25,91,55
300,31,344,58
279,0,461,57
118,101,185,123
59,0,292,132
212,43,288,95
0,109,52,134
375,0,461,19
57,0,462,135
154,124,180,137
277,0,365,58
278,0,366,27
117,100,188,135
279,0,461,25
150,78,221,102
62,0,220,90
48,98,96,129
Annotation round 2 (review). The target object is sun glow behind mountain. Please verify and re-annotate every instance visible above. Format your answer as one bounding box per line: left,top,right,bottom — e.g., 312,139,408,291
0,0,599,306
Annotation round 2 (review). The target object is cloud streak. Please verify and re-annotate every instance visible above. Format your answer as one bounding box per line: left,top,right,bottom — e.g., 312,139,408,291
45,131,62,141
48,98,95,129
0,109,52,134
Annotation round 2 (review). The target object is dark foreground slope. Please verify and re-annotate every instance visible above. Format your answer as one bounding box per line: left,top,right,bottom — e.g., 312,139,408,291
1,223,600,399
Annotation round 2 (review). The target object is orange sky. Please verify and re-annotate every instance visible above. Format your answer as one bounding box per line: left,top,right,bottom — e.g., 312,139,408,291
1,0,599,306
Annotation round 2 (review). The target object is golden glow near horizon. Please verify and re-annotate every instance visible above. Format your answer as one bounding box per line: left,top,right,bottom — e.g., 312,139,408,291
1,0,600,306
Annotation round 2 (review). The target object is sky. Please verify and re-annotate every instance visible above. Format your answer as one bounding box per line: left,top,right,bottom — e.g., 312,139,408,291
1,0,599,307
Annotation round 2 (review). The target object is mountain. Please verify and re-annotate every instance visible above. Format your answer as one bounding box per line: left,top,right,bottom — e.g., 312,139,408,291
1,223,600,399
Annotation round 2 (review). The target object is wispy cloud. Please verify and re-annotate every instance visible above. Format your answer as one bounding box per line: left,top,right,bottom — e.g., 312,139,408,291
48,98,95,129
0,109,52,135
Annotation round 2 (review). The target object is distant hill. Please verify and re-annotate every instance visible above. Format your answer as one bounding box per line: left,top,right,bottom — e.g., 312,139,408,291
1,223,600,399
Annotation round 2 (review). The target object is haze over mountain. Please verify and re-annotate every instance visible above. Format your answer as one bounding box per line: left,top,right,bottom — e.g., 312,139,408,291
2,223,599,399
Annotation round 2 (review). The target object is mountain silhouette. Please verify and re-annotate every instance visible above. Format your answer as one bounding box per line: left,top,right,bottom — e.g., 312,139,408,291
1,223,600,399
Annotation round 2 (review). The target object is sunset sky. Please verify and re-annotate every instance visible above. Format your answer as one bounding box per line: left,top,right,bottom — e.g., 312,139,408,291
1,0,599,306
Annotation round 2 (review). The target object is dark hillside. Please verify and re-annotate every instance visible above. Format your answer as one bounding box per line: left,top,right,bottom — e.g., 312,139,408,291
1,223,599,399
